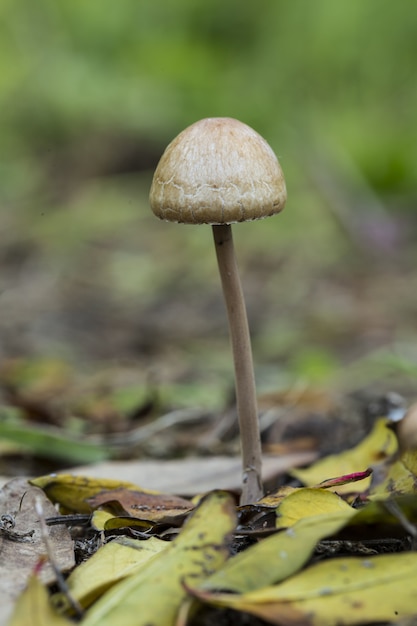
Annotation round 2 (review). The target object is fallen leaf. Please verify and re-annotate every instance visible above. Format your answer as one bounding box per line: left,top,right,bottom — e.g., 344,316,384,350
370,449,417,498
87,489,194,523
275,488,354,529
274,485,417,536
0,478,74,626
257,485,298,507
350,494,417,529
0,416,114,464
91,509,153,532
81,491,236,626
57,536,168,610
201,494,417,599
317,468,372,489
66,452,317,496
292,418,396,494
30,474,157,514
201,512,353,595
9,574,72,626
194,553,417,626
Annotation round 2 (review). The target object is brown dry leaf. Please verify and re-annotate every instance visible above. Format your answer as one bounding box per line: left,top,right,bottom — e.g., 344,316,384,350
87,488,194,523
194,552,417,626
9,574,72,626
30,474,158,514
0,478,74,626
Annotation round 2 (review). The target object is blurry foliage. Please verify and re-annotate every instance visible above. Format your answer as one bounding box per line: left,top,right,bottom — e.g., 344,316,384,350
1,0,417,388
3,0,417,195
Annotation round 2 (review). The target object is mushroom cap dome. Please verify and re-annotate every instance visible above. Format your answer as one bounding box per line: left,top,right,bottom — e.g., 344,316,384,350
149,117,287,225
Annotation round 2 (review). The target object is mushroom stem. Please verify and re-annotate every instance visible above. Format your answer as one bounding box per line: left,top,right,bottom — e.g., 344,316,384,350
212,223,263,505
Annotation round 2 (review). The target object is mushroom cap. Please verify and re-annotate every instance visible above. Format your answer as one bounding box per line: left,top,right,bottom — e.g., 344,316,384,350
149,117,287,225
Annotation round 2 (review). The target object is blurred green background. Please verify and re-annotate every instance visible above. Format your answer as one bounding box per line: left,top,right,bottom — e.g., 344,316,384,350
1,0,417,397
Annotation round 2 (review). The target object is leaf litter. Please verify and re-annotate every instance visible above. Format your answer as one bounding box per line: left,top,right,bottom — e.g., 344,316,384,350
7,413,417,626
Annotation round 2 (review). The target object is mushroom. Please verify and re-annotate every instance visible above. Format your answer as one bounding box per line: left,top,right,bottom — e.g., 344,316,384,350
149,117,287,504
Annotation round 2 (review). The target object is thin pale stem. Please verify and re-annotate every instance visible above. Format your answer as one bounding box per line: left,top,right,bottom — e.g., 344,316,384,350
212,223,263,504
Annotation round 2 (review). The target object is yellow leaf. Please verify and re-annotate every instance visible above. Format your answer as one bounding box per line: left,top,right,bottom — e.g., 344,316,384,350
91,509,153,532
202,511,353,595
202,494,417,599
275,488,354,528
370,449,417,498
30,474,157,514
257,485,297,507
402,449,417,475
57,537,168,610
351,494,417,527
199,553,417,626
81,491,236,626
10,575,72,626
292,418,396,494
91,509,116,530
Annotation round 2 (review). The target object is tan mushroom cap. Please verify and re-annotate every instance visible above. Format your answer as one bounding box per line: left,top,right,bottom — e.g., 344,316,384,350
149,117,287,225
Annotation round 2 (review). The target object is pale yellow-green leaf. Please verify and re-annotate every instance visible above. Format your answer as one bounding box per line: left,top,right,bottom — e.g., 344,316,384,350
91,509,153,532
292,418,396,493
9,575,72,626
351,494,417,527
30,474,157,514
202,493,417,598
199,553,417,626
91,509,115,530
275,487,354,528
370,449,417,498
57,536,168,610
402,448,417,476
81,491,236,626
202,511,353,595
257,485,297,507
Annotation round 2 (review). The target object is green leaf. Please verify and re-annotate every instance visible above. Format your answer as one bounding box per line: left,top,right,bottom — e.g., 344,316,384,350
0,415,112,464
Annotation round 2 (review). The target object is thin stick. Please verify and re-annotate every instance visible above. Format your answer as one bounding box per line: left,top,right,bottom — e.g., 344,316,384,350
212,223,263,504
35,496,84,619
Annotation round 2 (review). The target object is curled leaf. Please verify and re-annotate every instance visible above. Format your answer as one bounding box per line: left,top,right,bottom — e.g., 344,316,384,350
30,474,157,514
